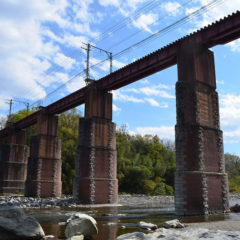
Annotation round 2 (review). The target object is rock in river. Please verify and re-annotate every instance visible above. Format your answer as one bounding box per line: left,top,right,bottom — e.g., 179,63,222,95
230,204,240,213
137,221,157,230
0,206,45,240
162,219,185,229
65,213,98,238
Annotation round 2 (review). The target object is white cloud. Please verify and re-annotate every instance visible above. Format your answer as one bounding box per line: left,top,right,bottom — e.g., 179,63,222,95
186,0,240,30
228,39,240,53
223,129,240,143
0,0,68,102
217,80,224,85
54,53,76,70
219,94,240,144
144,98,168,108
185,6,199,16
113,89,170,108
132,13,158,33
119,0,146,17
90,57,125,73
66,75,85,93
122,88,140,94
135,126,175,140
113,90,144,103
144,98,161,107
224,129,240,138
113,104,121,112
64,35,89,49
140,87,160,96
220,94,240,127
122,84,173,99
161,2,182,16
99,0,120,7
113,59,126,69
140,87,174,98
72,0,95,22
0,96,9,110
141,79,149,84
126,0,145,10
0,0,103,107
42,72,70,87
145,98,159,107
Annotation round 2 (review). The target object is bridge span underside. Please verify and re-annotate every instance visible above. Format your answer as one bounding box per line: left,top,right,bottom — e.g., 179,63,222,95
1,11,239,215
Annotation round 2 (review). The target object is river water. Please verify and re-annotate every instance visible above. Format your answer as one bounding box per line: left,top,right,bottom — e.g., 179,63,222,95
24,198,240,240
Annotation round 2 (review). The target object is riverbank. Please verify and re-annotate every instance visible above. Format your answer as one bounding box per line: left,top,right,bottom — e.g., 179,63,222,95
0,194,175,209
0,193,239,209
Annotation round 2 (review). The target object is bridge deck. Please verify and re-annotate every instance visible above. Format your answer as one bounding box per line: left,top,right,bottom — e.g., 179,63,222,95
1,11,240,137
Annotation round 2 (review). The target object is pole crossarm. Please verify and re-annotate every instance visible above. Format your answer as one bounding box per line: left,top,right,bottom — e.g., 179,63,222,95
0,11,240,138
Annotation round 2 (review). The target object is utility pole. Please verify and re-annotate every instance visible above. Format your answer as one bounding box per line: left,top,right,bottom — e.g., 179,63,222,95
8,99,13,119
7,99,30,119
81,43,91,80
82,43,113,85
110,52,113,74
26,102,29,115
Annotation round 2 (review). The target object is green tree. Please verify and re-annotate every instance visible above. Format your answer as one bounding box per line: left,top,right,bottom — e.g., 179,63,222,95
7,107,81,194
116,125,176,195
225,153,240,193
6,108,37,145
58,109,81,194
122,165,152,193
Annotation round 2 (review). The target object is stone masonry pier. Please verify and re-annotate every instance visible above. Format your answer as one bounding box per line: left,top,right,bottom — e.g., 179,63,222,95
73,84,118,204
25,110,62,197
0,129,29,194
175,41,229,215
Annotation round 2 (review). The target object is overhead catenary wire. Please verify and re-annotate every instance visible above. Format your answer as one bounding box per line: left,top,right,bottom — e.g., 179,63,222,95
114,0,225,59
15,0,163,101
32,0,162,85
105,0,194,52
29,0,225,109
93,0,163,43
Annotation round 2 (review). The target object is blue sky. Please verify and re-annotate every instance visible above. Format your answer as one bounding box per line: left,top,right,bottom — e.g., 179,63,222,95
0,0,240,156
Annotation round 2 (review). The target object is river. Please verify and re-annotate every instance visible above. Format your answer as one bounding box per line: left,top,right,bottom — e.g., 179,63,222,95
23,196,240,239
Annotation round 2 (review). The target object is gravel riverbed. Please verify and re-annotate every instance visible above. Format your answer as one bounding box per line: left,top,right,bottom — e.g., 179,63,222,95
0,194,239,209
0,194,175,209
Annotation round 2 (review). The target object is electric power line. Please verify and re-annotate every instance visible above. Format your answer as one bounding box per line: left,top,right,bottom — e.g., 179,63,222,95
114,0,225,59
28,0,194,103
17,0,195,101
30,0,225,108
26,0,163,90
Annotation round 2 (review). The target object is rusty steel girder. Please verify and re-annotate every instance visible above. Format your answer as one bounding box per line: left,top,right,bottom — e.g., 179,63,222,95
0,11,240,137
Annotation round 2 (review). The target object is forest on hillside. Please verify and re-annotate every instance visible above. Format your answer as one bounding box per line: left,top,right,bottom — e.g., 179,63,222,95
5,109,240,195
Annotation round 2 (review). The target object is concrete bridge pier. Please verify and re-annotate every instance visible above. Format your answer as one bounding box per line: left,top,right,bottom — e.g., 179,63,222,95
0,129,29,194
25,110,62,197
175,41,229,215
73,85,118,204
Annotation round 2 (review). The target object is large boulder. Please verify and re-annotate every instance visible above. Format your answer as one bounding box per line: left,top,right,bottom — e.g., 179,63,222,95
0,206,45,240
162,219,185,229
137,221,157,231
230,204,240,212
65,213,98,238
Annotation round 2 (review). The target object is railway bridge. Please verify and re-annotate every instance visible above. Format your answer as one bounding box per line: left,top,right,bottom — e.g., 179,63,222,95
1,11,240,215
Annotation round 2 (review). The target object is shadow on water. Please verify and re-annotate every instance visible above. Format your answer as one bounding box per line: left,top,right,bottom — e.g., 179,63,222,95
24,204,175,239
7,199,240,240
